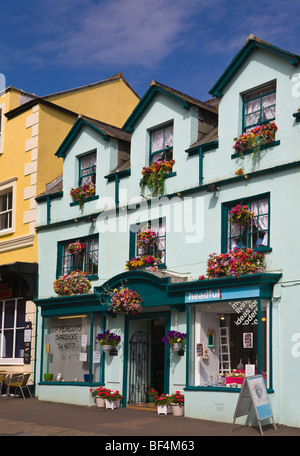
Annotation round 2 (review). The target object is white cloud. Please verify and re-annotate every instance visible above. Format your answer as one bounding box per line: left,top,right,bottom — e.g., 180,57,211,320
32,0,200,69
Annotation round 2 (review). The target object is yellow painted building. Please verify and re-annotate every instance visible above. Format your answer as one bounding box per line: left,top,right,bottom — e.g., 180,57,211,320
0,74,139,387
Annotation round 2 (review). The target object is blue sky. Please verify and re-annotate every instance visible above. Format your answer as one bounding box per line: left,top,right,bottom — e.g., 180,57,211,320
2,0,300,103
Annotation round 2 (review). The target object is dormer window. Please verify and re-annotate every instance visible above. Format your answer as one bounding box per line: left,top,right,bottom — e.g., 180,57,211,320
243,82,276,132
150,124,173,163
79,151,96,187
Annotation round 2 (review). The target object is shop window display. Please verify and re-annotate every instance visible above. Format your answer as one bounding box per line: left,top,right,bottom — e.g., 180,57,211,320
189,299,269,389
42,313,102,383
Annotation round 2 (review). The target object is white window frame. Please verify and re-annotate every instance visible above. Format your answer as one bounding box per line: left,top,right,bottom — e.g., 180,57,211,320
0,297,25,365
0,177,17,236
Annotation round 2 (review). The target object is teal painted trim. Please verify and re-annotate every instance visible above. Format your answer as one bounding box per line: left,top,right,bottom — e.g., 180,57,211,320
36,191,63,203
104,169,131,182
164,313,171,393
269,299,273,390
221,192,271,253
186,304,190,387
40,316,45,384
70,195,99,206
231,140,280,159
209,37,300,97
123,85,191,132
36,211,102,232
185,140,219,156
46,197,51,224
184,385,275,393
55,118,109,159
122,316,129,407
199,147,203,185
115,174,119,208
89,312,94,382
164,171,176,180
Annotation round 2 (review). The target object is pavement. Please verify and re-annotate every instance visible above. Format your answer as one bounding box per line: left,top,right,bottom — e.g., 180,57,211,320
0,397,299,441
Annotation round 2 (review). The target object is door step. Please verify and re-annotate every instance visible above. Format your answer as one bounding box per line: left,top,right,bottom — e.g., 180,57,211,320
127,403,156,411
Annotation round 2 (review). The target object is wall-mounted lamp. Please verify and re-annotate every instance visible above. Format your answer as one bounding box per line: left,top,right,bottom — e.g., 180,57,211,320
206,184,219,193
220,314,225,321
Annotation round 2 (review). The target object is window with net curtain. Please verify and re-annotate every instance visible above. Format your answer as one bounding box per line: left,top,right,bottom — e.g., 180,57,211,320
79,151,96,186
59,235,98,278
227,195,270,251
243,82,276,131
134,218,166,265
150,124,173,163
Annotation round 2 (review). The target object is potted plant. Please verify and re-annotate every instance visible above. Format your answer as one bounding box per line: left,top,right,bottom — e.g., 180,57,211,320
233,122,277,161
68,240,85,255
44,373,53,382
95,330,121,352
140,159,175,197
125,255,161,271
170,391,184,416
202,248,266,279
147,387,158,403
109,287,143,315
154,393,172,415
229,204,254,227
161,330,187,351
70,182,96,208
103,389,123,410
90,386,109,408
53,270,92,296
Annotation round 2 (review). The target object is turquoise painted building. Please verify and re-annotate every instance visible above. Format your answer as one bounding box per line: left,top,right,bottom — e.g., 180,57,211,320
35,36,300,428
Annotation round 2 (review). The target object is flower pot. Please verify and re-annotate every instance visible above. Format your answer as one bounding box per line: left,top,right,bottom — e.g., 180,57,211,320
171,343,182,352
147,393,155,403
105,399,120,410
95,397,105,408
157,404,172,415
84,374,93,382
102,345,112,353
44,373,53,381
171,404,184,416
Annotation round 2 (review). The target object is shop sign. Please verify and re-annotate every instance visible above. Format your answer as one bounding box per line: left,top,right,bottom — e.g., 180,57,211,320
232,375,276,435
185,285,260,303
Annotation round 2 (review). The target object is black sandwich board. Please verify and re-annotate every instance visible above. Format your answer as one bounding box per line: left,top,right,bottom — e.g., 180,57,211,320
232,375,276,435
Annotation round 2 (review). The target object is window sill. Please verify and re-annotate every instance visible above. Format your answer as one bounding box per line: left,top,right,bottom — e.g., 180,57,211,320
184,385,274,393
231,140,280,159
70,195,99,206
165,171,176,179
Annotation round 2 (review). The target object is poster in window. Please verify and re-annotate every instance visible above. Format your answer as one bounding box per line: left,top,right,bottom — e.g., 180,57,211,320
243,332,253,348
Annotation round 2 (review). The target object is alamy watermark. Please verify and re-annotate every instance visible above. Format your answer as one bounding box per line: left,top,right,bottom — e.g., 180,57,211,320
0,73,5,93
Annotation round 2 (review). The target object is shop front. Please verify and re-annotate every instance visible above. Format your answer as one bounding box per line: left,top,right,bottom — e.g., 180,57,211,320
34,270,281,417
182,272,281,423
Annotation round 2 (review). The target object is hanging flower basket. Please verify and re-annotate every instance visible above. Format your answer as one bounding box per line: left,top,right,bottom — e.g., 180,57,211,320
229,204,254,227
233,122,277,161
109,288,143,315
161,331,187,349
140,160,175,197
95,330,121,347
70,183,95,208
125,255,161,271
68,240,86,255
53,271,92,296
137,228,157,249
201,248,266,279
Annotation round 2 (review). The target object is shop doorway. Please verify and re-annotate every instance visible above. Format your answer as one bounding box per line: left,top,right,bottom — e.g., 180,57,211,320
127,316,168,404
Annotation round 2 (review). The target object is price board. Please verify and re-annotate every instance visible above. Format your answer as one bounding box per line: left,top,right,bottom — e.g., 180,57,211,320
232,375,276,435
